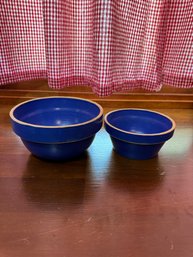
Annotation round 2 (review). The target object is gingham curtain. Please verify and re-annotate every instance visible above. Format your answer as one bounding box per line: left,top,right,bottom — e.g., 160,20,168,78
0,1,192,96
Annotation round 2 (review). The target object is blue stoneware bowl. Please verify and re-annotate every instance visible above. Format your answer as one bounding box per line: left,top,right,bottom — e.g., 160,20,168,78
10,97,103,161
104,108,176,160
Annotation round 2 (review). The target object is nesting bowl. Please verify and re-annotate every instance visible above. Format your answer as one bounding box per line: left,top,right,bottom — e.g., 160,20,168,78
104,109,176,160
10,97,103,161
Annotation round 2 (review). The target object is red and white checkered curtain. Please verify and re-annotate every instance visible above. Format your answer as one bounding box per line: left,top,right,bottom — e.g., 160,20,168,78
0,1,192,96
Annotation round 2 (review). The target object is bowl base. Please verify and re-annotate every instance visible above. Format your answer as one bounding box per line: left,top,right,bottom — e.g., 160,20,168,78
111,137,164,160
22,136,95,161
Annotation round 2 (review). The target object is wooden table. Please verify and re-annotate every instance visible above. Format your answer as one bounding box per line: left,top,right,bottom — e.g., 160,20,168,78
0,103,193,257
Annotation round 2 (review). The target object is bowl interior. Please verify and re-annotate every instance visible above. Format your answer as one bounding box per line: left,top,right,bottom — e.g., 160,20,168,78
13,98,101,126
107,109,174,135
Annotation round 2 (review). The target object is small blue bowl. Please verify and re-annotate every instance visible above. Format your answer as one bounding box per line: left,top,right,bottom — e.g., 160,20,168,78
104,109,176,160
10,97,103,161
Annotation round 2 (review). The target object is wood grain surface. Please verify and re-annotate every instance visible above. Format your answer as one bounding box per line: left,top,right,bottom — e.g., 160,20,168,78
0,99,193,257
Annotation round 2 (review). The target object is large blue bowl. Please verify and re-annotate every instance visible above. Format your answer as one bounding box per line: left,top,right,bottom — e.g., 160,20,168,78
10,97,103,161
104,109,176,160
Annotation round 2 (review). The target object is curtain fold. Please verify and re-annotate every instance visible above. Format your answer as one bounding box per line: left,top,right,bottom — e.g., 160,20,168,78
0,0,192,96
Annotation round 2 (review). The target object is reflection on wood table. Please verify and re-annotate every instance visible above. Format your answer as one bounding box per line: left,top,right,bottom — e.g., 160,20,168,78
0,102,193,257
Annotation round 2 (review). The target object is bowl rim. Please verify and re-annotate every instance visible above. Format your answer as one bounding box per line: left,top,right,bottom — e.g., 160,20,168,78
104,108,176,136
10,96,103,128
